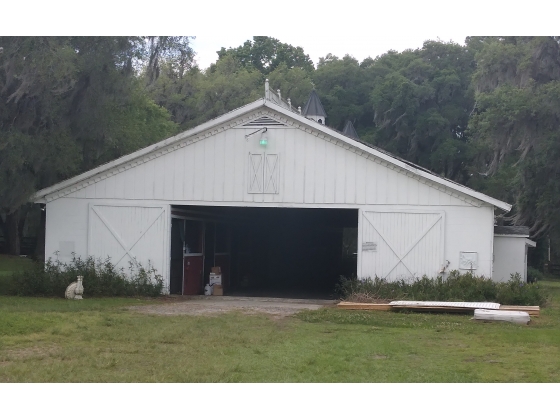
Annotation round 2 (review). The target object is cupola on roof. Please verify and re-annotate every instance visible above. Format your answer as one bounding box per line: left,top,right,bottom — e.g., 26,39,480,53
302,90,327,118
342,120,360,140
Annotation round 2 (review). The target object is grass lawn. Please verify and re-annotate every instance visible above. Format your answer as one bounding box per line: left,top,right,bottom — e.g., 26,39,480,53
1,277,559,382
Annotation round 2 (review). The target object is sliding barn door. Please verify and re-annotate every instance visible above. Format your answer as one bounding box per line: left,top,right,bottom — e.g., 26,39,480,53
88,204,168,278
361,210,444,281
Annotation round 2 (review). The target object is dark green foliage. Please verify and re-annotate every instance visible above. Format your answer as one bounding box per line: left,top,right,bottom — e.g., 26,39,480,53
527,267,544,283
314,54,374,131
10,256,163,297
368,41,475,182
337,271,547,306
495,274,546,306
0,36,178,255
217,36,314,75
467,37,560,261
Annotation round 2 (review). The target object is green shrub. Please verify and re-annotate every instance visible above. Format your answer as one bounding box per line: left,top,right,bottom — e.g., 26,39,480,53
495,273,547,306
527,267,544,283
337,270,547,306
10,256,163,297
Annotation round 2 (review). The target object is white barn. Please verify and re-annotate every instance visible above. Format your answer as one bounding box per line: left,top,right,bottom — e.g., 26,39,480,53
33,82,514,296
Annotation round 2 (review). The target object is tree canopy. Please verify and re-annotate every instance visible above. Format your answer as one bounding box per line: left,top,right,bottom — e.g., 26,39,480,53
0,36,177,254
2,35,560,266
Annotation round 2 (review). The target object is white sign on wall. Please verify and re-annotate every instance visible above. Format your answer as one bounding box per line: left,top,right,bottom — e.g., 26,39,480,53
362,242,377,252
459,252,478,270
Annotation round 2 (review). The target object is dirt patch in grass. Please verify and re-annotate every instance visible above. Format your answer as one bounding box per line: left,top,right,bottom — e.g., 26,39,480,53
1,345,61,363
129,296,336,318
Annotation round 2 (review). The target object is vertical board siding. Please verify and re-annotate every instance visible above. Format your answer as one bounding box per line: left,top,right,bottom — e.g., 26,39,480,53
361,210,444,281
355,153,366,204
223,129,235,202
88,204,168,284
313,135,326,203
213,131,225,201
193,140,205,201
61,125,472,208
323,140,337,203
293,130,305,203
345,150,357,204
304,133,316,203
203,135,215,202
334,142,346,204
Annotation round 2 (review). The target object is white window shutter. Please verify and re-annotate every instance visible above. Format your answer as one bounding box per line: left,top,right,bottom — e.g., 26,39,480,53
248,153,264,193
264,154,279,194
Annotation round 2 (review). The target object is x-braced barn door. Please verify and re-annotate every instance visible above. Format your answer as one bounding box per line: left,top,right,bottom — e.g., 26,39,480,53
360,210,444,280
88,204,168,279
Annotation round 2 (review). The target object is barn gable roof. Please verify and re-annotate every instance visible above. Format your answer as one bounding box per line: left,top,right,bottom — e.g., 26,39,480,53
32,95,511,212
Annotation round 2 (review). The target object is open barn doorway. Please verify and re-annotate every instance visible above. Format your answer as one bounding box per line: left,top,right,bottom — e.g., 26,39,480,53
169,205,358,299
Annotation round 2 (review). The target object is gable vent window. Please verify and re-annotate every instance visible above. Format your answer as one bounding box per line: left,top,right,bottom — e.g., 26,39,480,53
243,116,287,127
248,153,279,194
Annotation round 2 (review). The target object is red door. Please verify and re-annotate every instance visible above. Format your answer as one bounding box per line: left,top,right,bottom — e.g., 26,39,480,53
183,256,203,295
182,219,204,295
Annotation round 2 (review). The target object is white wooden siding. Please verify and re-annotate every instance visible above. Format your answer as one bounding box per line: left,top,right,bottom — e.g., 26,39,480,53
62,126,471,208
43,113,497,287
87,204,169,288
360,210,445,280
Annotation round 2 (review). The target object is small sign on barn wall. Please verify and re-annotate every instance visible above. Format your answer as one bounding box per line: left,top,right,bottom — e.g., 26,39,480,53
459,252,478,270
362,242,377,252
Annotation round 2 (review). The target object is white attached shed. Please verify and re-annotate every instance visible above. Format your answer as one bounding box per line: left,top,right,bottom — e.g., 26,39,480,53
493,226,536,282
33,84,513,296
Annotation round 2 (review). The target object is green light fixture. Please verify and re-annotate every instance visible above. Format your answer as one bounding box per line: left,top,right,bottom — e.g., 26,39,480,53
259,137,268,147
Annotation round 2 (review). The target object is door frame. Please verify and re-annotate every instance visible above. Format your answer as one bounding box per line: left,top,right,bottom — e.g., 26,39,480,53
170,215,206,295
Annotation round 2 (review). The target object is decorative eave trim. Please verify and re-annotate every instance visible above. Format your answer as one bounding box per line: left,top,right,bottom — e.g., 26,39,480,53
34,97,511,212
34,99,267,202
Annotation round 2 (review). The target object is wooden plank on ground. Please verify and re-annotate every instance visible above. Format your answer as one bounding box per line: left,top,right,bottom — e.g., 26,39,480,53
391,305,475,313
499,305,540,316
337,302,392,311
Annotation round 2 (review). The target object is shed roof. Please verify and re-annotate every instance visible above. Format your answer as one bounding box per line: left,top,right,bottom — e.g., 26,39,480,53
494,226,530,236
302,90,327,117
32,96,512,212
342,120,360,140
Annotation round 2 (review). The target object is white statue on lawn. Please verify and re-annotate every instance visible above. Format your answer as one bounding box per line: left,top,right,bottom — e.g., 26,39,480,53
65,275,84,300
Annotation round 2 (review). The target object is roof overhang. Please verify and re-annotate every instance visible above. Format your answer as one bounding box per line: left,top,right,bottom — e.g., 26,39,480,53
33,99,267,203
32,97,513,212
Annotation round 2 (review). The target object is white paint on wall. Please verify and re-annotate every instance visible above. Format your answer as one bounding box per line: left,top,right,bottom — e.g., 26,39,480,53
41,104,501,290
60,124,474,209
360,210,445,280
46,199,171,292
493,235,535,282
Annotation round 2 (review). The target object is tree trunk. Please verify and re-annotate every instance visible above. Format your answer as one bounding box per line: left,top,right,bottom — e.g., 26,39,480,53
35,206,46,261
18,205,30,250
5,209,21,255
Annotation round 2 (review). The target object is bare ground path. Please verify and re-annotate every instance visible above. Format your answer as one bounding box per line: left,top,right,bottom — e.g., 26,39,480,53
129,296,337,317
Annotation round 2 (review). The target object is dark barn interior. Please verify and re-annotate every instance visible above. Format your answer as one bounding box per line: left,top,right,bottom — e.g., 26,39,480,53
169,205,358,298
